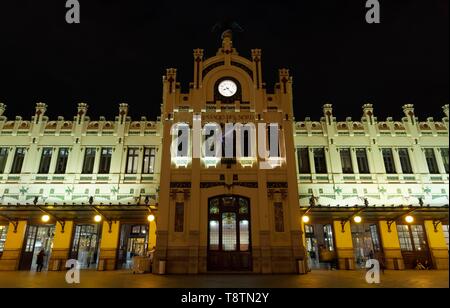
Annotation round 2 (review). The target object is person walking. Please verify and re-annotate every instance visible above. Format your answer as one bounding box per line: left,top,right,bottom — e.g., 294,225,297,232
36,249,46,272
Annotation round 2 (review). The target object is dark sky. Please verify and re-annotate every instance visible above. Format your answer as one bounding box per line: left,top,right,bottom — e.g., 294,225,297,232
0,0,448,122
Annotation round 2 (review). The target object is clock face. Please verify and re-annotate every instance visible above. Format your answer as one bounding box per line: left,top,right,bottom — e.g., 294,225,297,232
218,80,237,97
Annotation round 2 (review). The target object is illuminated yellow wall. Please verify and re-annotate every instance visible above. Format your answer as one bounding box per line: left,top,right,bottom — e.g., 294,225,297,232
4,221,27,250
52,221,74,249
149,220,157,249
378,220,401,249
100,221,120,249
424,220,447,248
333,220,353,248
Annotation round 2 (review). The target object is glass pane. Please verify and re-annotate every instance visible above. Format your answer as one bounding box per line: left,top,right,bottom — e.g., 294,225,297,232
411,225,427,252
441,148,449,173
397,225,413,251
239,220,249,251
239,198,249,214
443,225,449,249
297,148,311,173
369,225,381,252
209,198,219,214
323,224,334,251
222,212,237,251
209,220,219,251
0,225,8,252
340,149,353,173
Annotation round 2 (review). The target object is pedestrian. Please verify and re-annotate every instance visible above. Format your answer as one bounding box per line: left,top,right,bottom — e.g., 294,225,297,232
36,249,46,272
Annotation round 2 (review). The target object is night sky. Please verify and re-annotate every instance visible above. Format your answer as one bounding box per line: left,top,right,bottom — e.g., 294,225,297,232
0,0,448,122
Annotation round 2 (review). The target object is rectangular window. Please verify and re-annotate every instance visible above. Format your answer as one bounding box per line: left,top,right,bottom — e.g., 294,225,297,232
440,148,449,174
222,212,236,251
424,148,439,174
82,148,96,174
356,148,370,174
11,147,26,174
0,225,8,252
369,224,381,252
38,147,53,174
340,148,353,174
410,225,427,252
98,148,112,174
0,148,8,174
268,124,280,158
209,220,219,251
126,148,139,174
24,226,37,252
398,148,413,174
323,224,334,251
142,147,156,174
174,202,184,232
239,220,249,251
55,148,69,174
274,202,284,232
382,148,396,174
397,225,413,251
313,148,327,173
297,148,310,173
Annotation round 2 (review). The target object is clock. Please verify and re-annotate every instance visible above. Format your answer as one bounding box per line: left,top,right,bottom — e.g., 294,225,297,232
218,80,237,97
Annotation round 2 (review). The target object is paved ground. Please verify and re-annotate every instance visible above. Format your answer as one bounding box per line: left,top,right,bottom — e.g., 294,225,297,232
0,269,448,288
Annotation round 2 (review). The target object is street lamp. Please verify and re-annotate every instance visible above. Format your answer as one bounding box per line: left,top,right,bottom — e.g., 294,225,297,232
353,216,362,223
405,215,414,223
302,215,310,223
94,215,102,222
147,214,155,222
41,215,50,223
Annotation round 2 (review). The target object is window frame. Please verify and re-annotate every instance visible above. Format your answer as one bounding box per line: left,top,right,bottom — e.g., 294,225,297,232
38,147,53,174
98,147,113,174
82,147,96,174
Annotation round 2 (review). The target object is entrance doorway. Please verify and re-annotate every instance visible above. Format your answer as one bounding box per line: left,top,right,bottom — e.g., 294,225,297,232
305,224,336,269
117,224,149,269
207,195,252,271
70,224,101,269
351,223,382,269
19,225,55,271
397,224,431,269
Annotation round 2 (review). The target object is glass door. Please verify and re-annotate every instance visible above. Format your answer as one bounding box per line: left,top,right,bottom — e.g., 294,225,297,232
70,224,101,269
19,225,55,271
397,224,430,269
207,196,252,271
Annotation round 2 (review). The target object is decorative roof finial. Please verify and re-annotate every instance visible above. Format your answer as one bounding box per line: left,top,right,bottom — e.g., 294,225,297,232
211,20,244,42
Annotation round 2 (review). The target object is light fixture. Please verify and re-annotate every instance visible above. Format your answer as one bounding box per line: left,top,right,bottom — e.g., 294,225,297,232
405,215,414,223
353,216,362,223
41,215,50,223
302,215,310,223
94,215,102,222
147,214,155,222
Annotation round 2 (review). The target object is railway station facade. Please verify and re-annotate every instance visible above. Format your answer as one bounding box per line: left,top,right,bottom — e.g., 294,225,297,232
0,34,448,274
